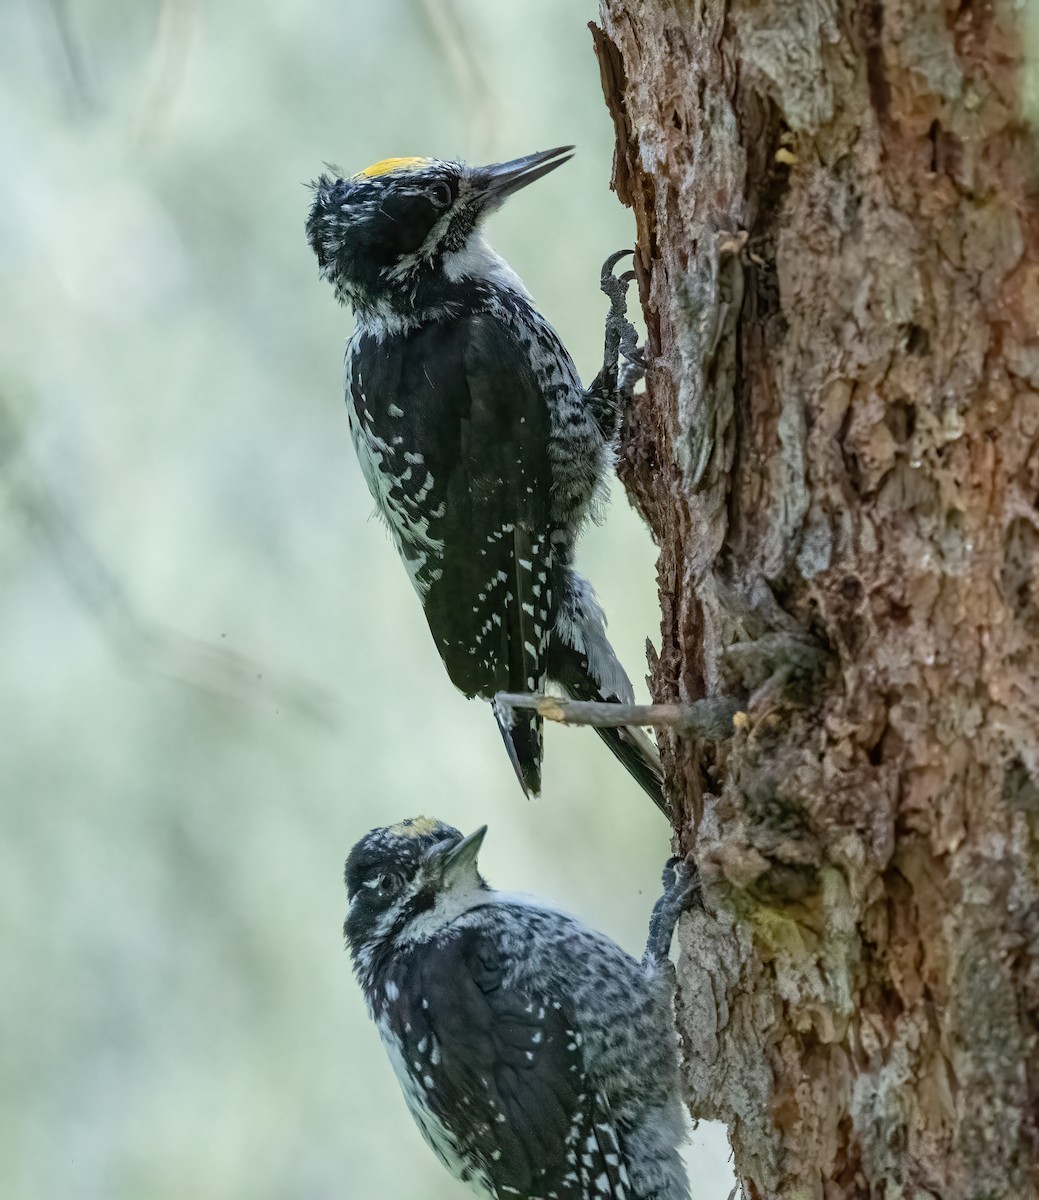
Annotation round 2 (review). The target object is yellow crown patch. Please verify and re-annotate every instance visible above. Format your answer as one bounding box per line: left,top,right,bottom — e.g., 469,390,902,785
357,157,430,179
388,816,443,838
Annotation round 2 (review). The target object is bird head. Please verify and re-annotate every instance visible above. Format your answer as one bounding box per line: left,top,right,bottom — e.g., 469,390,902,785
306,146,573,319
344,817,489,969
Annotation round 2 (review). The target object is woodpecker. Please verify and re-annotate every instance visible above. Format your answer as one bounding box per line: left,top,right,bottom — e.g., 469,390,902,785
345,816,698,1200
306,147,666,813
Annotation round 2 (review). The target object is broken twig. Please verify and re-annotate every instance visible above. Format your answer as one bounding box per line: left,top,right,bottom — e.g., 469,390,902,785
494,693,740,740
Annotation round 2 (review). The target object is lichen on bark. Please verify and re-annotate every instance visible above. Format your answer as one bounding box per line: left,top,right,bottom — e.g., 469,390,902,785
593,1,1039,1196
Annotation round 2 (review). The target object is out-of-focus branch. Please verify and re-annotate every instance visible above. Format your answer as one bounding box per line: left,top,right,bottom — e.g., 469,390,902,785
133,0,195,147
41,0,94,112
416,0,499,156
0,395,338,726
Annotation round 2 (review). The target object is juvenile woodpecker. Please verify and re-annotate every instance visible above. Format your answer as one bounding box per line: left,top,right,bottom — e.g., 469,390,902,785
306,147,665,812
345,816,698,1200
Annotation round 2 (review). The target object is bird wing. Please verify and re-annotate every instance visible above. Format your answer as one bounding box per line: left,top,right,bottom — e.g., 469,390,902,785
384,926,632,1200
349,313,556,793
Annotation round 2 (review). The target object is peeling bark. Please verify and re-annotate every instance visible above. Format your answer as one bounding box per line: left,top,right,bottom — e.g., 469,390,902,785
593,1,1039,1196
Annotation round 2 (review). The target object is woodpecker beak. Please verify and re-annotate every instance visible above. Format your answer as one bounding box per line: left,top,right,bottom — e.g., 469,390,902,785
474,146,574,206
435,825,487,885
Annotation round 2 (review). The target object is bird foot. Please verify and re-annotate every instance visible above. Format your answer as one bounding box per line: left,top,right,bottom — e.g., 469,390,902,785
600,248,636,309
587,249,643,438
644,855,703,969
600,250,639,372
660,856,703,912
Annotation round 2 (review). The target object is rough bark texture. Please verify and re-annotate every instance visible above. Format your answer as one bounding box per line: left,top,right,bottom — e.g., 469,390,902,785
593,1,1039,1197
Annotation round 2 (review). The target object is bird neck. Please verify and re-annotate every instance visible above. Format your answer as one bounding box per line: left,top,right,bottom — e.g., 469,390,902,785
351,878,494,1000
344,235,533,338
439,234,532,299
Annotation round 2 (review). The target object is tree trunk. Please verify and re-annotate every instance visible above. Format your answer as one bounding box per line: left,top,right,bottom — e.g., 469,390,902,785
592,1,1039,1196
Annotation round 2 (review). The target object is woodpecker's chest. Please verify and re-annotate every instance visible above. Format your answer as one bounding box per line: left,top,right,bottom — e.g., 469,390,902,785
346,298,589,469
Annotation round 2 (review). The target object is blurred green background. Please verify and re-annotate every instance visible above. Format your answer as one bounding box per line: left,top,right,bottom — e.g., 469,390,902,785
0,2,736,1197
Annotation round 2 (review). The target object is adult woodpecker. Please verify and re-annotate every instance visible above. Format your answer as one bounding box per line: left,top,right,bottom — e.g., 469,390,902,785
345,816,698,1199
306,148,665,813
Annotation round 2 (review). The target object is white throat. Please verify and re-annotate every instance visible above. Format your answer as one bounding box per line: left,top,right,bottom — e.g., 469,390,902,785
396,874,491,944
441,234,532,297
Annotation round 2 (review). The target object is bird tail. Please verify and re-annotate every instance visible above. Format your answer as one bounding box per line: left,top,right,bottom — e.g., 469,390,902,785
595,718,666,816
548,579,669,818
554,653,667,817
492,699,543,798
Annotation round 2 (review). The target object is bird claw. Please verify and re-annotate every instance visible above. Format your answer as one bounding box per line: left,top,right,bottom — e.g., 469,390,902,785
602,251,640,377
586,249,643,439
643,854,703,969
660,855,703,913
602,248,634,271
600,250,636,310
601,248,634,286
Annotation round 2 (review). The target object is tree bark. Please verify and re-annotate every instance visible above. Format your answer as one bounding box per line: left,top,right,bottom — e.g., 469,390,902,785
592,2,1039,1197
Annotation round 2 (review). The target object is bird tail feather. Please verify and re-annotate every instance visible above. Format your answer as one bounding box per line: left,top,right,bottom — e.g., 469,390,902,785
492,699,543,798
548,640,669,818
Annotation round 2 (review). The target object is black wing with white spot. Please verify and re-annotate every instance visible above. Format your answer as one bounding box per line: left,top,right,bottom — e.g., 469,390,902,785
381,927,631,1200
349,313,556,794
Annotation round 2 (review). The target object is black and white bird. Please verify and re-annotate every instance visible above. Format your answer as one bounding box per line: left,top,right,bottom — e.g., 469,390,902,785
306,147,666,812
345,816,697,1200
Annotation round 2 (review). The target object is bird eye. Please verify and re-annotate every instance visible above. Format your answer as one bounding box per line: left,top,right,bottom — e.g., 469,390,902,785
378,873,404,896
427,182,452,208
